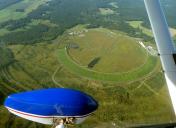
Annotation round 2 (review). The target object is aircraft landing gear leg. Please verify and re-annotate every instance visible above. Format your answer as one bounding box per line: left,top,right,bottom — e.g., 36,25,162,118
52,117,76,128
52,118,65,128
55,124,65,128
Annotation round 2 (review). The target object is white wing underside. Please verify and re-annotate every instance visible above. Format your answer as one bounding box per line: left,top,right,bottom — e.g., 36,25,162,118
144,0,176,115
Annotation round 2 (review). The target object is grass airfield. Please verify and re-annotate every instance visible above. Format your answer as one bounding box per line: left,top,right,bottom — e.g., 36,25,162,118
58,27,158,82
68,28,147,73
0,25,175,128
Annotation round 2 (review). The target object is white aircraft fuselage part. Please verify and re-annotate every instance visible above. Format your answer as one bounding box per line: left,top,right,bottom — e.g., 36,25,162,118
6,106,87,125
144,0,176,115
56,124,65,128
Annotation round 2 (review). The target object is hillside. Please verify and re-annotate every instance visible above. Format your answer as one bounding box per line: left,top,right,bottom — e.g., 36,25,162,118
0,0,176,128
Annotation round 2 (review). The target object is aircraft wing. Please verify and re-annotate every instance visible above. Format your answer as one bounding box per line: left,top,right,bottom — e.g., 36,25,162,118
144,0,176,115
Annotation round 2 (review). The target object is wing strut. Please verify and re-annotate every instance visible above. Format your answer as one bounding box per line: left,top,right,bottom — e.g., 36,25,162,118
144,0,176,115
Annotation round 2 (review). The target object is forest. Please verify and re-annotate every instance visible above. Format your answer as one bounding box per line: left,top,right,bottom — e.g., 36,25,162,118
0,0,156,45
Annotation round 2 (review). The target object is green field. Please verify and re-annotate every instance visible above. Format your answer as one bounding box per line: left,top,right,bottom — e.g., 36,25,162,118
0,19,58,37
56,27,158,82
0,0,49,23
128,21,153,37
0,0,176,126
128,21,176,37
57,47,157,82
99,8,115,15
0,0,51,36
68,28,147,73
0,36,175,128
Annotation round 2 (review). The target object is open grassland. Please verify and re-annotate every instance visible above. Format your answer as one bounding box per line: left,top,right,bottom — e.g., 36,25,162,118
0,28,10,36
0,26,175,127
99,8,115,15
57,48,157,82
0,0,57,37
0,0,49,23
57,27,158,82
128,21,176,37
0,0,176,127
68,28,147,73
128,21,153,37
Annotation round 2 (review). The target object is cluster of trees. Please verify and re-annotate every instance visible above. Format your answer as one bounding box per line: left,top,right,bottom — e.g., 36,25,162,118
88,57,101,68
1,24,61,44
0,0,173,45
0,0,94,44
15,8,24,12
6,18,31,31
0,92,5,104
0,18,30,30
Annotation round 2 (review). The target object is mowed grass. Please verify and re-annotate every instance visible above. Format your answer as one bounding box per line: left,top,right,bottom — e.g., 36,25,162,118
0,0,49,23
57,48,158,82
69,28,147,73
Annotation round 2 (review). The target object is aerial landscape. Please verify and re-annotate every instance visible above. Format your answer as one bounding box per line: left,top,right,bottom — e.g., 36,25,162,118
1,0,176,127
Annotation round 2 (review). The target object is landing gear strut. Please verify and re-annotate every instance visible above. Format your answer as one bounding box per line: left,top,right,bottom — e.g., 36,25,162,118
52,117,76,128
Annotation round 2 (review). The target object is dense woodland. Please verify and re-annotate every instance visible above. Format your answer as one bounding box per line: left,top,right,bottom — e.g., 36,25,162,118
0,0,150,44
0,0,175,45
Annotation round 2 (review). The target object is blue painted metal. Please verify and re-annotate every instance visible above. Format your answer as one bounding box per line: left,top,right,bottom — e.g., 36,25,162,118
4,88,98,117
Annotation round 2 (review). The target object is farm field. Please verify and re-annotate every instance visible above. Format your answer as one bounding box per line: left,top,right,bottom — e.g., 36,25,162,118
128,21,176,37
0,0,51,37
0,0,49,23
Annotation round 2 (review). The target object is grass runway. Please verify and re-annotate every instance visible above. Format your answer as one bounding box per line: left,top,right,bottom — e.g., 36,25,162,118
57,48,158,82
